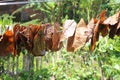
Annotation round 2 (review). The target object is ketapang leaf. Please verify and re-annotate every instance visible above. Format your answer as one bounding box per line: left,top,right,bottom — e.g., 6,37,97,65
13,24,40,56
100,10,107,23
67,35,75,52
99,24,109,37
13,24,27,56
103,11,120,38
60,20,77,42
32,25,46,56
13,24,20,56
116,22,120,36
99,10,109,37
103,11,120,25
90,20,100,51
71,18,89,51
108,23,118,38
44,23,54,51
90,10,109,51
0,30,14,56
52,23,62,51
44,23,62,51
87,18,98,41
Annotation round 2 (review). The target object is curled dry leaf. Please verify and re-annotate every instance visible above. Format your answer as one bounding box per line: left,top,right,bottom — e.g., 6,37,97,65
87,18,98,41
20,24,40,51
103,11,120,38
14,25,27,55
13,24,20,56
0,30,14,56
44,23,54,51
44,23,62,51
32,25,46,56
99,24,109,37
109,23,118,38
60,20,77,42
90,10,109,51
100,10,107,22
116,22,120,36
91,20,100,51
44,23,54,39
99,10,109,37
72,18,88,51
103,11,120,25
117,22,120,29
13,24,40,55
52,23,62,51
67,35,75,52
116,28,120,36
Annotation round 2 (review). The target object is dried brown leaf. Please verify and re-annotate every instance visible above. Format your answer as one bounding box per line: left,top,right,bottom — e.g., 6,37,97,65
91,20,100,51
60,20,77,42
32,25,46,56
67,35,75,52
72,18,88,51
104,11,120,25
100,10,107,22
0,30,14,56
87,18,98,41
99,24,109,37
52,23,62,51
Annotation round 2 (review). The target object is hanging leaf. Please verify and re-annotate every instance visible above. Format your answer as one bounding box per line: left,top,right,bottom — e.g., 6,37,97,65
116,28,120,36
117,22,120,29
60,20,77,42
90,20,100,51
116,22,120,36
72,18,89,51
90,10,109,51
99,24,109,37
103,11,120,38
52,23,62,51
13,24,39,56
67,35,75,52
103,11,120,25
87,18,98,41
15,25,27,56
99,10,109,37
32,25,46,56
44,23,54,51
0,30,14,56
110,24,118,38
100,10,107,23
13,24,21,56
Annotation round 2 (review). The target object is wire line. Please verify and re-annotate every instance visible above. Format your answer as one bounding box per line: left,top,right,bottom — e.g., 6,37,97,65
0,0,62,5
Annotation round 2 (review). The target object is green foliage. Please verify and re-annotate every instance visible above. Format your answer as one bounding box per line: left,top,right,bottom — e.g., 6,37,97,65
33,68,50,80
0,74,13,80
15,68,51,80
0,14,14,33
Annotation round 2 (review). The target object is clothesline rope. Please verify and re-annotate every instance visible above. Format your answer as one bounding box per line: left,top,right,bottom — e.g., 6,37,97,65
0,0,63,5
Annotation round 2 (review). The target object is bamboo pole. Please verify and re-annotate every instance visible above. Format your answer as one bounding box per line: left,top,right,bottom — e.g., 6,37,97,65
12,56,15,75
40,57,42,69
51,52,55,80
36,57,39,70
16,56,19,74
52,52,55,67
7,56,10,73
22,53,25,71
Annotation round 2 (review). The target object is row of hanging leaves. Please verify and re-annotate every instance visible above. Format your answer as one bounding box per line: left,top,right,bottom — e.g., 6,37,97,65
0,10,120,57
